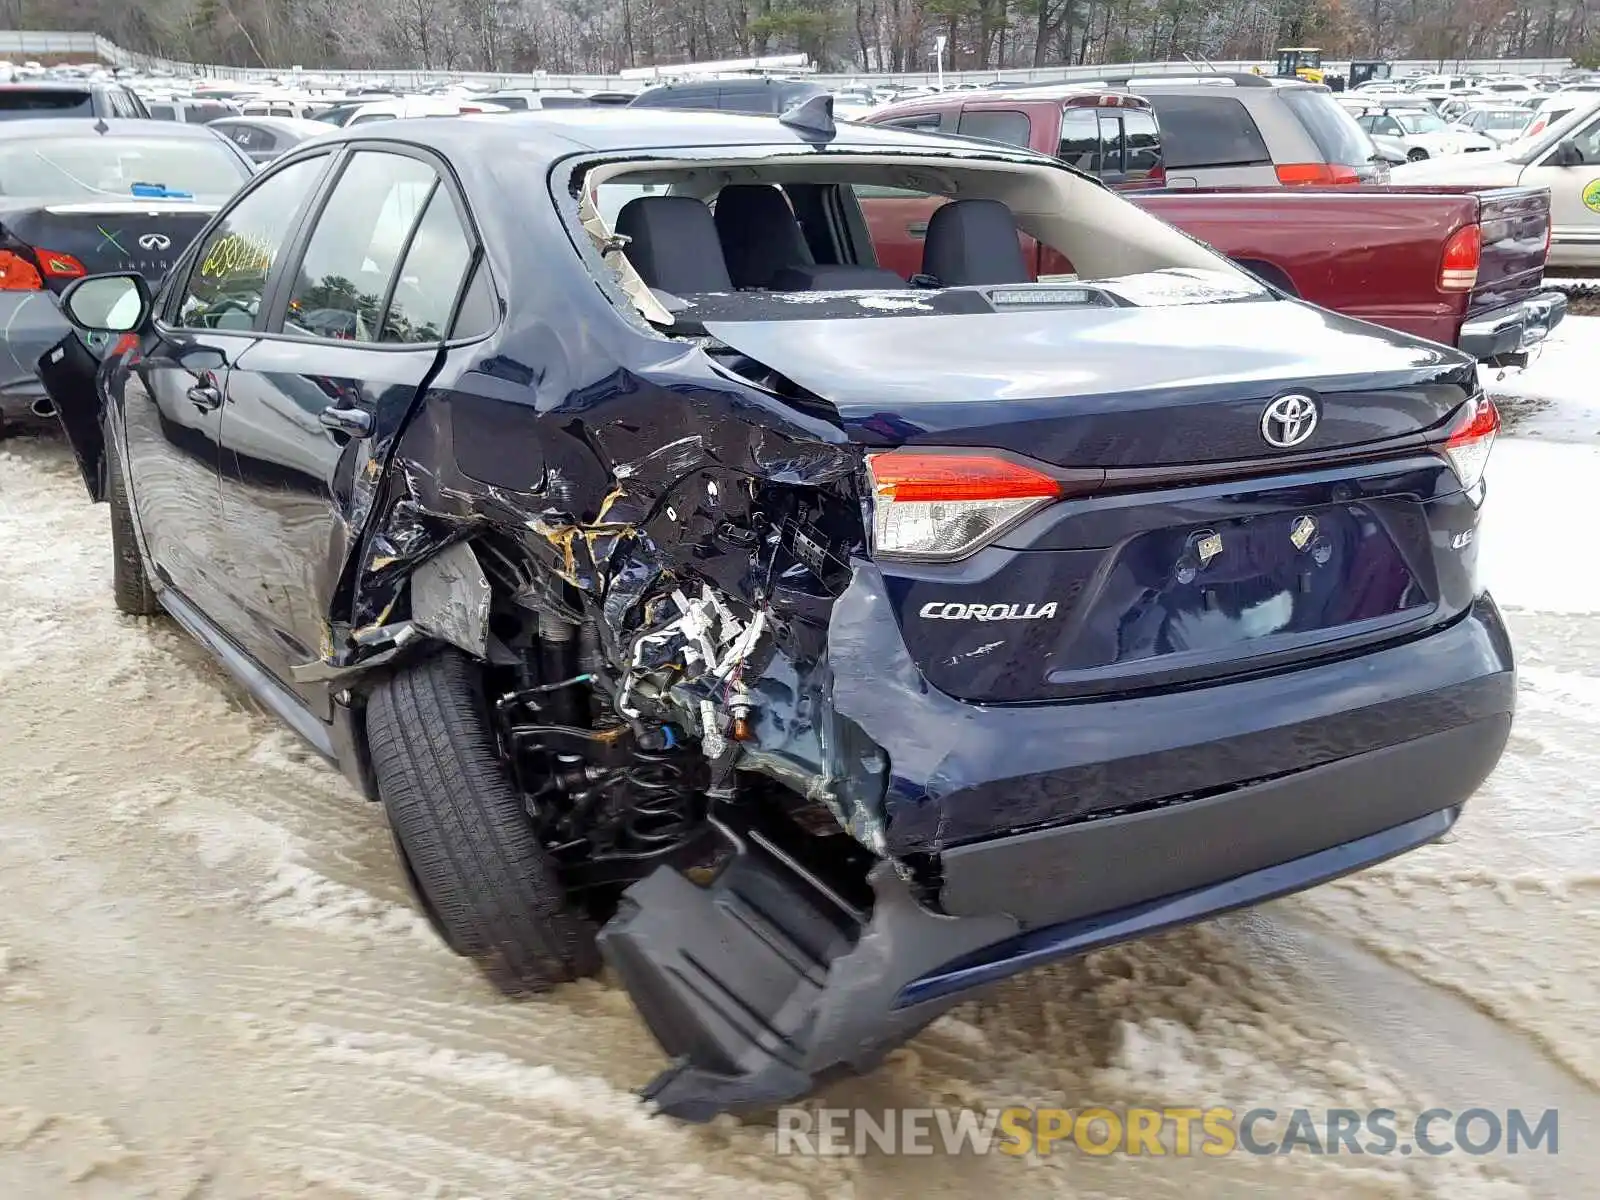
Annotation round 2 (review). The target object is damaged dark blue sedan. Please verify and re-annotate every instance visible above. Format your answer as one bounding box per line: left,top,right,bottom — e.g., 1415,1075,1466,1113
40,101,1515,1121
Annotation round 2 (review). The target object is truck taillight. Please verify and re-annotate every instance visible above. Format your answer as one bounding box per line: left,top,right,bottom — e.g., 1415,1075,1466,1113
867,450,1063,561
1444,394,1500,492
37,249,86,280
1275,163,1361,185
1439,224,1481,291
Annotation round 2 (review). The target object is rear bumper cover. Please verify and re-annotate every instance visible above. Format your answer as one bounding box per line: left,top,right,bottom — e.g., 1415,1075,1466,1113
601,582,1515,1120
1459,290,1567,366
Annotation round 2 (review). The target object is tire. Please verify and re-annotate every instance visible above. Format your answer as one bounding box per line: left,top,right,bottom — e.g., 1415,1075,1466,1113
367,647,601,993
106,433,160,616
1407,148,1429,161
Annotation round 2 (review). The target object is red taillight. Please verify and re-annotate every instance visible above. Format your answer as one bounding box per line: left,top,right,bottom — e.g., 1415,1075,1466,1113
1440,224,1481,291
1146,161,1166,186
111,332,140,357
869,451,1062,503
1526,117,1547,137
36,249,86,281
1275,162,1361,186
1444,394,1500,491
0,249,43,291
867,450,1064,560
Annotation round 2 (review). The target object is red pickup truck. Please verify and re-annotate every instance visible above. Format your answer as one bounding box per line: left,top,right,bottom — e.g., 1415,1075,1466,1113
859,90,1566,364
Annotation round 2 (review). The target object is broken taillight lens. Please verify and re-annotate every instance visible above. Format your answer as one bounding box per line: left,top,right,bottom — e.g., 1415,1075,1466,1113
1444,393,1500,492
867,449,1063,561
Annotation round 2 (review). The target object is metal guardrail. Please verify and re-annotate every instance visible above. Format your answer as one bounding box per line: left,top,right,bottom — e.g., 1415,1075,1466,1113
0,32,1575,89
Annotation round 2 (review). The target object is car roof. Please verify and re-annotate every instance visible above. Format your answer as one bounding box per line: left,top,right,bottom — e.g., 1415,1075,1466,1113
309,106,1032,157
0,80,109,92
0,117,227,140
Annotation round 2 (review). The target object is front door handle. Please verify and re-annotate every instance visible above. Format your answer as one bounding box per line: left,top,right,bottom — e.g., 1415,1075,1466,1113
319,406,373,439
186,382,221,411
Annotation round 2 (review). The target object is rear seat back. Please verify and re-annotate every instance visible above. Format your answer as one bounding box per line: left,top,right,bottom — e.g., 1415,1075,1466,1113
615,195,732,293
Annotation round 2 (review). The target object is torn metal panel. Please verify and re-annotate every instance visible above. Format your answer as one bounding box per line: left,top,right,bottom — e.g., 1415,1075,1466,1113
409,541,493,659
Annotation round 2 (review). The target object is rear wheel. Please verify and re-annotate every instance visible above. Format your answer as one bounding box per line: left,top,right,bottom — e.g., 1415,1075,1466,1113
367,647,601,994
1407,148,1429,161
106,433,160,616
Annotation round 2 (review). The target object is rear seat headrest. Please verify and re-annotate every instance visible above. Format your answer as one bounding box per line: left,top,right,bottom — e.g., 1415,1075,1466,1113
615,195,732,293
714,184,814,289
921,198,1031,287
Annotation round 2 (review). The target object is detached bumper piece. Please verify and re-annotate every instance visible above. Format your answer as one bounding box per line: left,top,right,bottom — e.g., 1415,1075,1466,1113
597,815,1017,1123
1461,290,1567,368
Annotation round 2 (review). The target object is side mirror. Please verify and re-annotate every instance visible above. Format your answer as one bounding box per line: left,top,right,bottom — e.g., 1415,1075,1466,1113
59,273,151,333
1553,138,1585,167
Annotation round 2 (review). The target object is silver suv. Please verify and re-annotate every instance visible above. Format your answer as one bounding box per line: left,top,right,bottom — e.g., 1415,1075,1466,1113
1097,73,1389,187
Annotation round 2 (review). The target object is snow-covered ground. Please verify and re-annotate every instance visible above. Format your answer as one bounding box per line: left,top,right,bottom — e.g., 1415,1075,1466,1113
1,334,1597,1198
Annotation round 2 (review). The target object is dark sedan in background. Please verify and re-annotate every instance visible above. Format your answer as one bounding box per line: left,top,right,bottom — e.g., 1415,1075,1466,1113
0,119,252,433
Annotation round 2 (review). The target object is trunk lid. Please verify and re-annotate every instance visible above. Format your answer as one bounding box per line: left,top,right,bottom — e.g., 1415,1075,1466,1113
704,297,1476,463
708,298,1482,703
0,201,217,290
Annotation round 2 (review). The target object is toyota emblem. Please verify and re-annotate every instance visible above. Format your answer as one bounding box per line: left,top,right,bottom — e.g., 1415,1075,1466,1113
1260,393,1319,449
138,233,172,251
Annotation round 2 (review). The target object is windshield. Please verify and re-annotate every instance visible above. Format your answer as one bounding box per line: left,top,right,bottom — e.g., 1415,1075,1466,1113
314,104,358,126
1395,111,1448,133
0,135,251,203
1474,110,1530,130
1280,89,1378,166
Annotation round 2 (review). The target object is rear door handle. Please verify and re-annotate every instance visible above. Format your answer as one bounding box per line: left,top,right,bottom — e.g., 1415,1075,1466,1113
907,221,929,238
186,383,221,411
319,406,373,438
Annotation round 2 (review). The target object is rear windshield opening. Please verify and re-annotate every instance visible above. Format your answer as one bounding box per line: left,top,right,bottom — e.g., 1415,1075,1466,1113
569,153,1268,330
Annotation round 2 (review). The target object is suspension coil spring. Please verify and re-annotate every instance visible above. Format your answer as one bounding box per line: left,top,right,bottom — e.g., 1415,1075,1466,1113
619,749,700,850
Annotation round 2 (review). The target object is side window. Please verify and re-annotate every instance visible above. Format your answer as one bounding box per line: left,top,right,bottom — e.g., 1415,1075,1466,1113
1567,115,1600,162
955,108,1032,148
1375,116,1403,136
350,112,395,125
379,187,476,343
1145,95,1272,169
1057,106,1101,172
1124,109,1161,178
450,259,498,340
879,111,944,131
282,151,439,342
173,155,327,330
1098,112,1125,174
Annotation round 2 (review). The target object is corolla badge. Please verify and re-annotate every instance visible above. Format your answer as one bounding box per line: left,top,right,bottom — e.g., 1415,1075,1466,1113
920,602,1058,621
1261,392,1319,448
138,233,173,251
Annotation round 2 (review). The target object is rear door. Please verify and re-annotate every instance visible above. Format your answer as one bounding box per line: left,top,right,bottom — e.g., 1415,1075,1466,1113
121,154,330,619
215,146,480,703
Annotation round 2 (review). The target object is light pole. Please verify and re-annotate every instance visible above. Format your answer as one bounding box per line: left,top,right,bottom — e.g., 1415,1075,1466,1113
935,34,947,90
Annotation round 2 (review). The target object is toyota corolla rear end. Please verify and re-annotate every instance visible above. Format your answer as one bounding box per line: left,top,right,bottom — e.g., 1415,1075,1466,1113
711,295,1514,904
603,295,1514,1121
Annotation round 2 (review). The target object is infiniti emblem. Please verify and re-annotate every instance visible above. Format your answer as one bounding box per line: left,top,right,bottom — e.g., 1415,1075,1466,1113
1261,392,1319,448
138,233,172,251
